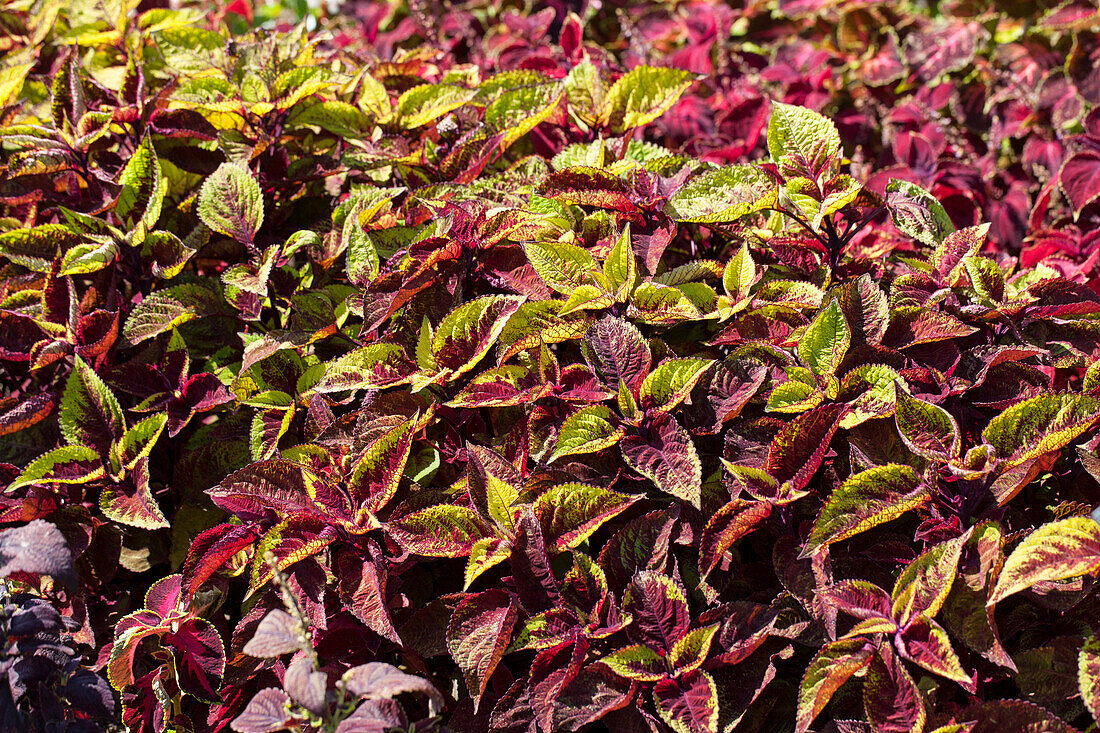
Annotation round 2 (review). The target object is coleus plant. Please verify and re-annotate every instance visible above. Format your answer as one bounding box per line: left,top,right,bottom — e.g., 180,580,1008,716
2,1,1100,732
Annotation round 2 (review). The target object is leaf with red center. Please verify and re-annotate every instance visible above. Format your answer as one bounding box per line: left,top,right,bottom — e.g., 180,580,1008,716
624,571,690,653
537,167,638,213
653,669,718,733
100,457,169,529
0,392,56,437
667,624,719,676
896,615,973,690
698,499,772,579
881,307,978,349
207,460,352,523
763,403,847,494
511,608,581,652
198,162,264,246
347,413,418,517
167,373,233,436
982,393,1100,472
533,482,638,552
621,413,701,507
108,611,168,690
448,365,546,408
316,344,418,393
795,638,874,733
599,510,675,588
818,580,895,625
892,533,966,625
895,392,961,461
428,295,525,381
250,514,338,592
447,589,518,713
804,464,928,557
8,445,104,490
863,647,927,733
390,499,494,557
182,523,260,599
989,517,1100,605
466,443,523,534
582,316,651,391
510,509,561,613
231,688,293,733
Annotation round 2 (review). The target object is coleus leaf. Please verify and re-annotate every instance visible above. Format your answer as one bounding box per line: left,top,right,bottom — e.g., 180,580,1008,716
207,460,352,523
396,82,475,129
982,393,1100,471
886,179,955,246
550,405,625,462
426,295,525,382
533,482,638,552
115,134,167,242
583,316,651,391
665,164,778,224
795,638,874,733
763,403,848,495
7,444,104,491
599,643,667,682
0,392,57,438
799,300,850,376
341,662,443,711
1080,633,1100,726
550,664,634,731
988,517,1100,605
123,284,222,345
466,443,522,535
604,224,637,301
100,457,170,529
699,500,773,579
623,571,690,653
892,533,966,626
639,358,714,414
243,610,305,658
621,413,702,507
0,224,81,272
524,238,599,295
667,624,719,677
895,614,973,690
768,102,842,179
250,515,338,592
863,646,927,733
198,162,264,246
804,464,929,557
182,523,260,599
347,412,419,518
818,580,895,626
599,65,699,133
447,589,518,713
387,504,492,557
895,391,961,461
653,670,718,733
59,355,124,453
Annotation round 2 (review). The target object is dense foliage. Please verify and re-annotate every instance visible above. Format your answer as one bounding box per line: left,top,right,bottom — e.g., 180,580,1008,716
2,0,1100,731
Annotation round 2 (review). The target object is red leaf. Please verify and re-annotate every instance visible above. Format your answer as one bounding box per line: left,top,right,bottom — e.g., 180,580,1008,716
763,403,847,493
653,670,718,733
863,647,926,733
447,589,518,712
623,571,690,653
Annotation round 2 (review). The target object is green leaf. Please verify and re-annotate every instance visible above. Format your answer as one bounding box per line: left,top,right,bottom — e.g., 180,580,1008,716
722,242,756,307
666,165,778,223
315,344,417,392
396,83,476,129
599,65,699,133
559,283,614,316
464,537,510,590
142,230,197,279
639,358,714,414
124,285,222,347
798,300,850,376
7,445,104,491
533,482,639,552
485,82,564,148
60,356,124,450
796,638,874,733
549,405,625,463
465,444,521,534
768,102,841,178
524,238,599,294
896,391,961,461
886,179,955,246
804,464,928,556
0,224,81,272
386,505,492,557
604,225,637,301
347,414,418,518
198,162,264,245
982,393,1100,470
989,517,1100,605
600,643,667,681
564,60,605,127
287,99,371,137
116,135,166,242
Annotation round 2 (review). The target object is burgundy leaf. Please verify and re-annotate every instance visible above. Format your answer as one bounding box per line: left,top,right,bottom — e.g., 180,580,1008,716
447,589,518,712
231,688,294,733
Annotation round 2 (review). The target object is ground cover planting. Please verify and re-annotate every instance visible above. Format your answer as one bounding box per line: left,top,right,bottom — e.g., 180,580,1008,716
1,0,1100,730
